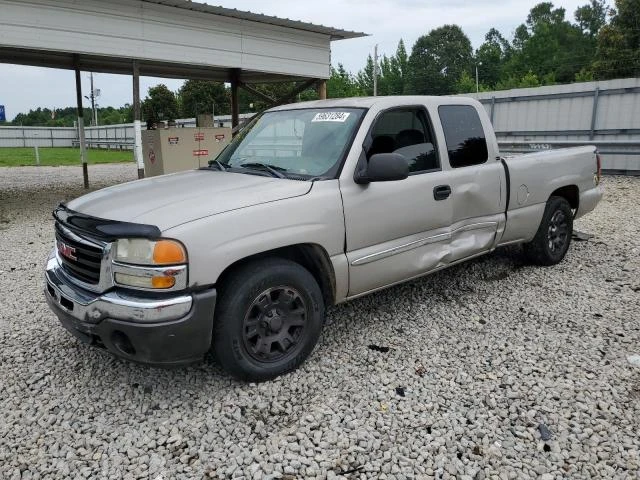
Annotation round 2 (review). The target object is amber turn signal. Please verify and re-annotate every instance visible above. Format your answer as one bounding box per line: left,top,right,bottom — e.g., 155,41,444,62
151,275,176,289
152,240,186,265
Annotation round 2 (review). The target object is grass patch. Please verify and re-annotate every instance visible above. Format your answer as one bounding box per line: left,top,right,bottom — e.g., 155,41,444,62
0,147,134,167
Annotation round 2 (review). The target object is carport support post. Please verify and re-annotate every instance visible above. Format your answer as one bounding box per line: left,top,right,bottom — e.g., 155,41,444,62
133,60,144,178
74,56,89,189
230,68,240,136
317,79,327,100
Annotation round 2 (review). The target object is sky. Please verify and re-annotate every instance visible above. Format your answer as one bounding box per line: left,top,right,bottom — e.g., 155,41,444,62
0,0,588,121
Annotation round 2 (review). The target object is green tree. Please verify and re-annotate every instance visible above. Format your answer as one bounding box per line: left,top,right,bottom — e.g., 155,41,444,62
476,28,512,88
376,55,392,95
378,40,409,95
519,70,543,87
142,84,178,123
10,104,133,126
504,2,595,83
96,105,132,125
356,54,376,95
405,25,473,95
495,71,543,90
354,40,408,97
575,68,595,81
575,0,608,37
179,80,229,118
11,106,83,126
593,0,640,79
327,64,361,98
455,71,478,93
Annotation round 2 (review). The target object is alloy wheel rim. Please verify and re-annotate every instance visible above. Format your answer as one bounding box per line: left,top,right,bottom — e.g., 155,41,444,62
242,286,307,363
547,210,569,253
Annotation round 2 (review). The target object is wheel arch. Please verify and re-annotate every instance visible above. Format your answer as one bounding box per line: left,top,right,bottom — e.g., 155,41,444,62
550,185,579,212
215,243,337,306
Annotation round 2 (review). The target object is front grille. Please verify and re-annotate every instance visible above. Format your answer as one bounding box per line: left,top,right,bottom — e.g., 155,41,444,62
55,222,103,284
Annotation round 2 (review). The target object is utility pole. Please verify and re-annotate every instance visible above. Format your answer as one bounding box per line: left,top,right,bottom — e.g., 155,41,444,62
373,44,379,97
90,73,96,125
85,73,100,125
475,62,482,93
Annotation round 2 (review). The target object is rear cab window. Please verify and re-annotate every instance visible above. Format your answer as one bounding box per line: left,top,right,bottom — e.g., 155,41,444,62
438,105,488,168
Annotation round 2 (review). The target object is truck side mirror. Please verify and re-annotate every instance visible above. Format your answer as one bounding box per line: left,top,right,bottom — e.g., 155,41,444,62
354,153,409,184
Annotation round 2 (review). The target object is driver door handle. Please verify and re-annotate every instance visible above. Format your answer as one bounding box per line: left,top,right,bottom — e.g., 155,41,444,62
433,185,452,201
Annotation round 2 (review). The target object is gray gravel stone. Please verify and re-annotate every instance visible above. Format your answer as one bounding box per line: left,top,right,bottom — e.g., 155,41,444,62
0,165,638,479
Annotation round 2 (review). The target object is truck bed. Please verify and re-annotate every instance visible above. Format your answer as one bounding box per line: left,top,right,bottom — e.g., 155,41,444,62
499,146,600,246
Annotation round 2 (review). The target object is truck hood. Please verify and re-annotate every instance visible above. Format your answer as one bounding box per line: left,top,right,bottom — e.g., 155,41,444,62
66,170,312,231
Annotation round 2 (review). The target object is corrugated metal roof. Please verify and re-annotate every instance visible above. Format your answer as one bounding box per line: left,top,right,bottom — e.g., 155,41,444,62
141,0,368,40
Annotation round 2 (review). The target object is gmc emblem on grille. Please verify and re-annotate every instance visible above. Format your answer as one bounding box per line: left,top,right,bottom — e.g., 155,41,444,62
57,241,77,261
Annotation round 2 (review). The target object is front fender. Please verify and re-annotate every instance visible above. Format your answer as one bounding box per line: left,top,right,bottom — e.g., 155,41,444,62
163,181,345,288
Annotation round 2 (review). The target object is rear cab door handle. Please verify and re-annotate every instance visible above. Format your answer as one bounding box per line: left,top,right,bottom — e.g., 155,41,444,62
433,185,452,201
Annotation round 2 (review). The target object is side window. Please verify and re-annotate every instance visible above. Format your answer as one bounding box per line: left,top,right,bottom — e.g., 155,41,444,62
438,105,488,168
367,108,440,173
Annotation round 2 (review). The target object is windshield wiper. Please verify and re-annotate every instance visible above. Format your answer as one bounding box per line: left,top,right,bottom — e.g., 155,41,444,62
207,159,228,171
238,162,287,179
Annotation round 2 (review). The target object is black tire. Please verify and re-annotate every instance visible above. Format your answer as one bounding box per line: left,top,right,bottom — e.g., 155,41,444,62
523,196,573,266
212,257,325,381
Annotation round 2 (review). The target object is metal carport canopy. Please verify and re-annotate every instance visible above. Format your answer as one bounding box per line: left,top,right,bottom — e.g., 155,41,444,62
0,0,366,81
0,0,366,186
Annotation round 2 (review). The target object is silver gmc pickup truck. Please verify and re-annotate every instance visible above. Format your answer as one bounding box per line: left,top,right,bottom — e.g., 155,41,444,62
45,96,603,380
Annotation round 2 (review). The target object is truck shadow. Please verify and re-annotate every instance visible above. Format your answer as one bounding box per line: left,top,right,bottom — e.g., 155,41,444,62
324,244,529,325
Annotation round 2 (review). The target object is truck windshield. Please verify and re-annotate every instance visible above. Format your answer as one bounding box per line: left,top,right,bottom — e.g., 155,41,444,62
214,108,365,178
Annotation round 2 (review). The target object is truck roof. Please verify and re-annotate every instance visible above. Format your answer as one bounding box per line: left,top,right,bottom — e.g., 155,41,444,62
268,95,481,112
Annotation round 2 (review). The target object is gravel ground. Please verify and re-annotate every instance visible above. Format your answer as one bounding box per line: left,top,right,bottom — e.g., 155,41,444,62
0,163,639,480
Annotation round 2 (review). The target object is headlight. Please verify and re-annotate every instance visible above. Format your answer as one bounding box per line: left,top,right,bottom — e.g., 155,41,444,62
113,238,188,290
115,239,187,265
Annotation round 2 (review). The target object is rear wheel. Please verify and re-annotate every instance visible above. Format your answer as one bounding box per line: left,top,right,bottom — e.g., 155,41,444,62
213,258,324,381
523,196,573,266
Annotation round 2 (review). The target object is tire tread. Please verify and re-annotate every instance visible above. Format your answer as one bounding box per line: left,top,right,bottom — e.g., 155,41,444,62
212,257,324,381
523,195,573,266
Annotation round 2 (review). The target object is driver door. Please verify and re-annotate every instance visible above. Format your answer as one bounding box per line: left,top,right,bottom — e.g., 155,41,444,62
340,106,454,296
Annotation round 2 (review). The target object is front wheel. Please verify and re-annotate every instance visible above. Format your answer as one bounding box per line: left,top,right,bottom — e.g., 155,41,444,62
523,196,573,266
212,258,325,381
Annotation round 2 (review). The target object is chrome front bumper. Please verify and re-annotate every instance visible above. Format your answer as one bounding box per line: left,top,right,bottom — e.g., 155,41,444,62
44,254,217,366
45,254,192,323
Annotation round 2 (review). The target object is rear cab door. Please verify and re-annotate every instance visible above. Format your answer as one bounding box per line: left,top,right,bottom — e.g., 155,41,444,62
432,101,507,263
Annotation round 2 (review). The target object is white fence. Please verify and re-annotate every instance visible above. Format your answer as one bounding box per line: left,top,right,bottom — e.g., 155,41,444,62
0,123,134,149
0,114,256,150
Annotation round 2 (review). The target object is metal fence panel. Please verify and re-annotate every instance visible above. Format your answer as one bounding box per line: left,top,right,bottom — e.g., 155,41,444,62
464,77,640,174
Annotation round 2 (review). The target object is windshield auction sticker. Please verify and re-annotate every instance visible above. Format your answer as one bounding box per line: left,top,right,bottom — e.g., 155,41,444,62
312,112,351,122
